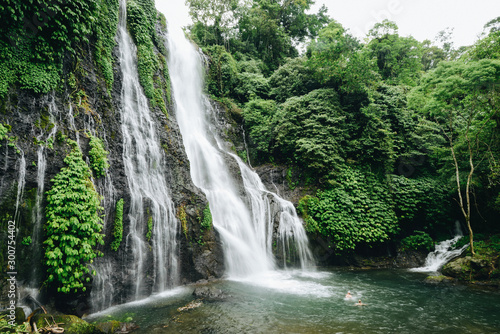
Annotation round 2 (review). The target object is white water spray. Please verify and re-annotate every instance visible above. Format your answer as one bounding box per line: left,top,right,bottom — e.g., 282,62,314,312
117,0,178,298
412,222,468,272
166,16,313,277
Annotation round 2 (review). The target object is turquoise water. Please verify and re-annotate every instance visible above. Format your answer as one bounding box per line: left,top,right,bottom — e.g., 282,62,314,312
87,269,500,333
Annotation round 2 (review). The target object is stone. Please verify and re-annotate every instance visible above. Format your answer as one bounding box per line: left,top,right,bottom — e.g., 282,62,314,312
424,275,453,284
192,285,230,300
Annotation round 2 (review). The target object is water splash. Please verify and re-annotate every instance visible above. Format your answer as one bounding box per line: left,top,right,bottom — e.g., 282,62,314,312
117,0,178,299
166,14,313,278
411,222,468,272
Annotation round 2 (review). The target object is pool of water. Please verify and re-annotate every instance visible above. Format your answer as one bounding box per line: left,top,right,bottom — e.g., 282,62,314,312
87,269,500,333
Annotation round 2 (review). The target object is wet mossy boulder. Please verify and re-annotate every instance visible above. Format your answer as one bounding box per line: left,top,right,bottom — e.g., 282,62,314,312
94,320,122,333
442,256,495,281
33,314,104,334
424,275,453,284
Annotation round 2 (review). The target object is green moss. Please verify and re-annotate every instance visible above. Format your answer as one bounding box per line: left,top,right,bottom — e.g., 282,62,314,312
94,0,120,91
178,205,188,239
34,314,98,334
146,215,153,241
111,199,124,251
127,0,158,100
200,204,212,230
88,134,110,178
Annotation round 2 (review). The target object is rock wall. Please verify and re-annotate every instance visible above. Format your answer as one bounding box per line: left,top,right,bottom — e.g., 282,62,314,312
0,17,223,314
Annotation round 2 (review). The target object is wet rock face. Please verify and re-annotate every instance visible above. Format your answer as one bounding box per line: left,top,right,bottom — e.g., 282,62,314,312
192,285,230,300
0,23,225,313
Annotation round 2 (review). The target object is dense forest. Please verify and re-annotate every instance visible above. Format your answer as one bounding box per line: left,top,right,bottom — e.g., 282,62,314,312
184,0,500,256
0,0,499,331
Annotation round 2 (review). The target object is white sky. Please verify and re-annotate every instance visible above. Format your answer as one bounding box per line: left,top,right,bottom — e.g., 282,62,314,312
156,0,500,47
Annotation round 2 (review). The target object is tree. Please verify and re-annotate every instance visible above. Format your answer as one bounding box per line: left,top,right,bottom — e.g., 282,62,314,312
366,20,423,86
186,0,240,46
307,20,378,93
410,60,500,255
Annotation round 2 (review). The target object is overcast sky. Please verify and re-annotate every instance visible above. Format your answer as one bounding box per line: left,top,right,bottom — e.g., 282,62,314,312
157,0,500,47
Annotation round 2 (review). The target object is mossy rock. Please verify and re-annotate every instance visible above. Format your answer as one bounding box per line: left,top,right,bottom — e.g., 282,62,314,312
0,307,26,325
34,314,104,334
424,275,453,284
95,320,122,333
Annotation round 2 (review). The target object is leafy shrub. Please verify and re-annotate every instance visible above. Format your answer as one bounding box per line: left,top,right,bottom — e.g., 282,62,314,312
44,140,104,293
94,0,120,90
274,88,347,175
111,199,124,251
127,0,158,99
88,134,110,178
200,205,212,229
299,166,399,253
269,57,319,102
204,45,238,98
243,99,278,154
400,231,434,251
146,216,153,241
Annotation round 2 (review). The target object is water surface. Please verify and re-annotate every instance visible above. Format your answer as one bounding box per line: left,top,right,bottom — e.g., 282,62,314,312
88,269,500,333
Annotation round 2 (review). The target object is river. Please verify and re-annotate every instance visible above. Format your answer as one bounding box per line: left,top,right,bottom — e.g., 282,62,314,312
87,268,500,333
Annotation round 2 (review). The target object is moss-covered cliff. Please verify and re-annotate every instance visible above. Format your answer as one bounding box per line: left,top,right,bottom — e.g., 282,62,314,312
0,0,223,315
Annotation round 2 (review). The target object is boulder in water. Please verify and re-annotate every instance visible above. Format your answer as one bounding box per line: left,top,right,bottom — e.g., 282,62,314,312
442,256,495,281
192,286,229,300
424,275,454,284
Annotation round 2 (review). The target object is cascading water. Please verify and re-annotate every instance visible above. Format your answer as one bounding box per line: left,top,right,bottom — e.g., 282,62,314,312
30,95,58,288
14,153,26,225
116,0,178,298
166,16,313,277
411,222,468,272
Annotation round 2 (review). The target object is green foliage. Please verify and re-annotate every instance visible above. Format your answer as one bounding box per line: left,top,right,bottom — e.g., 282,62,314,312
300,166,399,253
0,123,9,145
204,45,238,98
366,20,423,86
274,88,347,175
88,134,110,178
146,216,153,241
307,20,378,93
200,204,212,229
178,205,188,239
0,315,29,333
243,99,278,154
44,140,104,293
234,72,270,102
21,236,32,246
127,0,158,99
111,199,124,251
269,57,319,102
0,0,100,97
94,0,120,90
400,231,434,252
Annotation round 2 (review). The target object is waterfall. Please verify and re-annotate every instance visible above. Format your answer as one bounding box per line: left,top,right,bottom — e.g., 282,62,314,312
166,16,314,277
411,222,468,272
14,153,26,224
116,0,178,299
31,95,58,288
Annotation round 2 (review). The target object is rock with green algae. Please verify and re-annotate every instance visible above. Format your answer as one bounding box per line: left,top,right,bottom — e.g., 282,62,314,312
442,256,495,281
33,314,104,334
424,275,453,284
94,320,122,333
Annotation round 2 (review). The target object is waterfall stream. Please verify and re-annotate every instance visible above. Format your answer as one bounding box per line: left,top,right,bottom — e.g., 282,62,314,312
166,15,313,277
411,223,468,272
115,0,178,299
